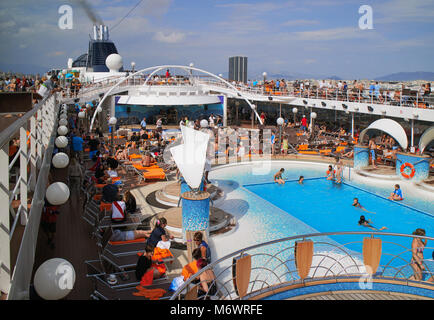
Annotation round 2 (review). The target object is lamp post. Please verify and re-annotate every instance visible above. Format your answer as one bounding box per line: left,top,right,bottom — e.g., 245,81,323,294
109,116,117,152
251,104,256,129
235,100,240,125
311,112,317,139
276,117,284,154
262,72,267,94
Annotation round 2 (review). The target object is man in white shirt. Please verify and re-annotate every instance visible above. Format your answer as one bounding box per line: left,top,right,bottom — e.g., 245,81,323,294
111,196,127,222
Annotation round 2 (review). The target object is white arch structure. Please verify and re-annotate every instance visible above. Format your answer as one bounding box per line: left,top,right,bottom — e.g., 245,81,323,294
418,126,434,154
89,65,263,130
359,118,409,150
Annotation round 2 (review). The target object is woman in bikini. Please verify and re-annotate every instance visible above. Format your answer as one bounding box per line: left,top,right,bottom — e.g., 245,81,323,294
274,168,285,184
409,228,427,281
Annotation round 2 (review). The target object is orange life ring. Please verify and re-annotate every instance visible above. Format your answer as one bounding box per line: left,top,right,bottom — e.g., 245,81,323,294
400,163,415,179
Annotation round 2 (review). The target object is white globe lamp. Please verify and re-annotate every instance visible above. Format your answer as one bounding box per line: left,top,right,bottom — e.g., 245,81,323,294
52,152,69,169
276,117,284,126
45,182,70,205
262,72,267,78
58,119,68,126
105,54,123,73
311,112,317,119
251,104,256,110
200,119,208,128
78,111,86,119
109,117,117,126
189,62,194,67
57,126,68,136
34,258,75,300
55,136,68,148
292,107,298,114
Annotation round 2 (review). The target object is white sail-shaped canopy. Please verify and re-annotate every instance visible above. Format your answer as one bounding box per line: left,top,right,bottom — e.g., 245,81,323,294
359,118,408,150
419,126,434,154
170,125,209,190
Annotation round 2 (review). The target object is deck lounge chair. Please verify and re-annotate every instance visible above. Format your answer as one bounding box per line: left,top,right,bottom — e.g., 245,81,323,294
86,260,173,300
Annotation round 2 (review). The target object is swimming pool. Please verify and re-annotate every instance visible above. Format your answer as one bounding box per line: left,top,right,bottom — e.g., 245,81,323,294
209,161,434,279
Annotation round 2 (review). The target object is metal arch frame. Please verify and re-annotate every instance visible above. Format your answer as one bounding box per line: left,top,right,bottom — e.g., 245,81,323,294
89,65,263,131
170,231,434,300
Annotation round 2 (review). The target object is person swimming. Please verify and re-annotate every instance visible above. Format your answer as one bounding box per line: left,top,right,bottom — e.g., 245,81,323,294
358,215,387,231
274,168,285,184
298,176,304,184
352,198,376,214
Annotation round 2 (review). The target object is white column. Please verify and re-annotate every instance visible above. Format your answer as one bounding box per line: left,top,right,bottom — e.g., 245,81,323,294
411,119,414,148
0,144,11,294
351,112,354,138
19,128,28,226
223,95,227,127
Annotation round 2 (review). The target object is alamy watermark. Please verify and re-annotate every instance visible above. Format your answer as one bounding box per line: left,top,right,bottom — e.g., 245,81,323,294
359,5,374,30
56,262,75,290
58,5,73,30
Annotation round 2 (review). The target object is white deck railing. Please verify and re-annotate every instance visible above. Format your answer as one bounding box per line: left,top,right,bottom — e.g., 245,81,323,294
0,94,59,299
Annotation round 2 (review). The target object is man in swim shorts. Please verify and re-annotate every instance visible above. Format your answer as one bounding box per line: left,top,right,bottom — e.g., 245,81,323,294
274,168,285,184
358,215,387,231
388,184,403,201
368,138,378,169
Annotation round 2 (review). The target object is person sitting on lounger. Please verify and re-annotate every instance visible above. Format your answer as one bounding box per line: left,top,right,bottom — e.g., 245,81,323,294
352,198,376,214
135,245,166,286
274,168,285,184
146,217,174,248
342,148,354,158
358,215,387,231
388,184,403,201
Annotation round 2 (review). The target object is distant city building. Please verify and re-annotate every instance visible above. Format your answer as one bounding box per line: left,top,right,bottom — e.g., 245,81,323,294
229,56,248,83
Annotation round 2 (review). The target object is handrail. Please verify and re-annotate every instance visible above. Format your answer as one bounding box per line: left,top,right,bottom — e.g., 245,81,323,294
170,231,434,300
0,94,51,149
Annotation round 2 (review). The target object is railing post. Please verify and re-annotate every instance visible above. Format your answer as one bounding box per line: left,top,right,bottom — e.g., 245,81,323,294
29,116,37,192
0,144,11,295
36,109,43,170
19,127,28,226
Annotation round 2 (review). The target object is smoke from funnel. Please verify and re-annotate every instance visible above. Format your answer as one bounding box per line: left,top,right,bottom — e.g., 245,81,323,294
74,0,104,25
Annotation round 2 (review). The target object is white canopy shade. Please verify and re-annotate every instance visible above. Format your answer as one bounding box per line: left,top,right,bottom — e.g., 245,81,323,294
359,118,408,150
419,126,434,154
170,125,209,189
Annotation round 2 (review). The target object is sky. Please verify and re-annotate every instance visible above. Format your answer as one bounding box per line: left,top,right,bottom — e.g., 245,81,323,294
0,0,434,79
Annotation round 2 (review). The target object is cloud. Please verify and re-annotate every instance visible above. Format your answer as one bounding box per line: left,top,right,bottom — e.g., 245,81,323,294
292,27,374,41
282,19,319,27
375,0,434,24
153,31,186,43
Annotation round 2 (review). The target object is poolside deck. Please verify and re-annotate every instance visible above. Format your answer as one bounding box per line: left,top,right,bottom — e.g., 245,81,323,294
289,291,430,300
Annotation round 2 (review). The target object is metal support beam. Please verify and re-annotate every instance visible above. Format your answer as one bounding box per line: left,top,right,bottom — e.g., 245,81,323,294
0,144,11,294
19,128,28,226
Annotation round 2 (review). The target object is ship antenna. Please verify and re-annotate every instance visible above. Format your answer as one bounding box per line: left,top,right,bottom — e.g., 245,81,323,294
110,0,144,32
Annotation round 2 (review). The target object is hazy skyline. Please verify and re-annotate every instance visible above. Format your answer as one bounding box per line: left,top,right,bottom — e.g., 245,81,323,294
1,0,434,79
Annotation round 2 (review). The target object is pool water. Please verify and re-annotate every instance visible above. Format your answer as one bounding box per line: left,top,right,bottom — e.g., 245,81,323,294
210,162,434,278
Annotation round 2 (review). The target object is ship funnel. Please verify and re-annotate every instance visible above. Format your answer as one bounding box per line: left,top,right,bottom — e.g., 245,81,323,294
93,25,98,40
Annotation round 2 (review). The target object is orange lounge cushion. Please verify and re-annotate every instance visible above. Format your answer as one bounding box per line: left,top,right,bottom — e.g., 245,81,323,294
100,202,112,212
95,184,107,189
93,194,102,201
109,238,146,245
299,151,319,155
129,154,142,161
